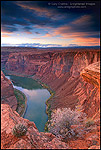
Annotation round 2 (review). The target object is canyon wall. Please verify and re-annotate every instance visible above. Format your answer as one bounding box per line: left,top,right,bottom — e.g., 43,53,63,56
1,71,17,111
1,48,100,149
2,49,100,119
1,72,69,149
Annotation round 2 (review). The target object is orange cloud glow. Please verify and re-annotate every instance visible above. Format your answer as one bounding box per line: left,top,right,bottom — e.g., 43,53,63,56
1,31,12,38
24,31,32,34
50,17,100,46
2,34,11,37
72,15,92,25
17,3,54,17
72,37,100,45
42,33,54,38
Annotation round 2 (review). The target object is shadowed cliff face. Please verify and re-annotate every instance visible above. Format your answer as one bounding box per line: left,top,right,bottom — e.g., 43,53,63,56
1,48,100,149
1,60,100,149
5,51,76,77
2,49,100,118
4,50,100,78
1,71,17,111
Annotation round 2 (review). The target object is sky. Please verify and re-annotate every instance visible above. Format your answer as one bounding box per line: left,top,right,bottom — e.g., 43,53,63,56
1,1,100,47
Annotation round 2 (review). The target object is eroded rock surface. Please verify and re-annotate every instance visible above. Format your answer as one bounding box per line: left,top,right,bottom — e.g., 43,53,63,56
81,61,100,89
67,62,100,149
1,104,69,149
1,47,100,149
1,71,17,110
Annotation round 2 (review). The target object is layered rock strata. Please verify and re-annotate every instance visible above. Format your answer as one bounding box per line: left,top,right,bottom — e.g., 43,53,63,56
2,49,100,118
1,104,69,149
80,61,100,121
1,60,100,149
1,47,100,149
1,71,17,111
67,62,100,149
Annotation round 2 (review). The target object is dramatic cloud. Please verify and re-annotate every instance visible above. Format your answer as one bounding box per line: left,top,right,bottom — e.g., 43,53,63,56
1,1,100,47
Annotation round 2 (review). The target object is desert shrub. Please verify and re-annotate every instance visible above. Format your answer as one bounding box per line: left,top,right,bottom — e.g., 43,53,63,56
85,118,94,127
44,123,49,132
12,123,27,137
48,108,86,140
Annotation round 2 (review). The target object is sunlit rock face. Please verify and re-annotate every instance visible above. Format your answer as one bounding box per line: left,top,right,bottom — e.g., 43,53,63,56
80,61,100,89
70,51,100,78
80,61,100,121
1,71,17,110
2,49,100,118
1,104,69,149
67,62,100,149
1,48,100,149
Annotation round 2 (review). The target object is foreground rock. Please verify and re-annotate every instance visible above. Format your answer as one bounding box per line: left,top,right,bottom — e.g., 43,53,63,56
80,61,100,121
1,104,69,149
67,62,100,149
1,71,17,110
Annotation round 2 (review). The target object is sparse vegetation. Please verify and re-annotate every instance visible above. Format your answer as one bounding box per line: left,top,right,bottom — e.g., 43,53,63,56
14,88,27,116
47,108,87,140
36,81,55,132
12,123,27,137
85,118,94,127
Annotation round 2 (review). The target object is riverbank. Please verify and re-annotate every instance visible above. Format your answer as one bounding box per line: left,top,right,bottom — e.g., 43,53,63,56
14,88,27,117
34,79,55,132
3,69,55,131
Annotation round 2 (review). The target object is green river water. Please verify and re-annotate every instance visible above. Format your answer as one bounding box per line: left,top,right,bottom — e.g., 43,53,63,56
5,75,50,132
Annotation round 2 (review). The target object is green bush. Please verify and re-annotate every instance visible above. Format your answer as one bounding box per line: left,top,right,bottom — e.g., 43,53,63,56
12,123,27,137
44,123,49,132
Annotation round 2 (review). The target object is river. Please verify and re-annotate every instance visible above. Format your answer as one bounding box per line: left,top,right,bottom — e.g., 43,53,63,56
5,75,51,132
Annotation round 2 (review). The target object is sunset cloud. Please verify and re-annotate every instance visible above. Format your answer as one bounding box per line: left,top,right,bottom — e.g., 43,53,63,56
1,34,11,37
16,1,65,20
1,1,100,47
24,31,32,34
72,15,92,25
1,31,12,38
42,33,54,38
17,3,52,17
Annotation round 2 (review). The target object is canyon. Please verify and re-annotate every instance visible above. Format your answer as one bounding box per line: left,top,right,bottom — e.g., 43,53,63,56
1,47,100,149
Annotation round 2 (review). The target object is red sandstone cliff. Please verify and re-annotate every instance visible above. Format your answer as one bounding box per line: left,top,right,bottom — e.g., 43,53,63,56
1,72,69,149
1,104,69,149
2,49,100,117
80,61,100,121
1,71,17,111
67,62,100,149
2,48,100,116
1,60,100,149
1,48,100,149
